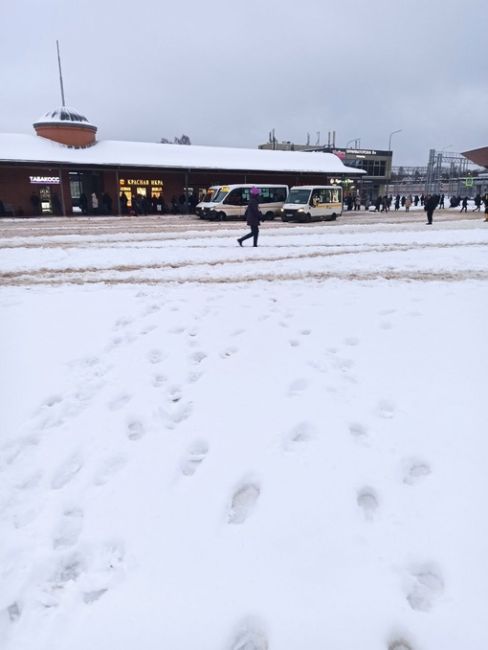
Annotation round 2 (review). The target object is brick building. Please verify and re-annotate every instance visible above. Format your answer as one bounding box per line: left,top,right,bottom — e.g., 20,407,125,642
0,107,363,217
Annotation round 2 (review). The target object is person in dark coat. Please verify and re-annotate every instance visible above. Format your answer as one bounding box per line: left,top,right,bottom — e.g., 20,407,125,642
237,186,262,247
79,192,88,215
424,194,437,224
120,192,128,215
460,196,468,213
30,192,41,216
102,192,112,215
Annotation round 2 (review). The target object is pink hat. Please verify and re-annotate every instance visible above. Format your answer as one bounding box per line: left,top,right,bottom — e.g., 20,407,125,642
250,186,260,196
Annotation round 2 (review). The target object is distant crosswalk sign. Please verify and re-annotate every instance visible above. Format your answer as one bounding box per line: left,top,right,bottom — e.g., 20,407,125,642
465,177,474,187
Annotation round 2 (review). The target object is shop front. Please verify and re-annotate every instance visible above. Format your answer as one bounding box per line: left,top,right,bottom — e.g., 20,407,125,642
119,177,165,214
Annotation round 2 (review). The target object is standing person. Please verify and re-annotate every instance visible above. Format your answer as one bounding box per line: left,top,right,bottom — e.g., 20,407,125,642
460,196,468,213
394,195,400,211
354,195,361,211
405,195,412,212
79,192,88,215
414,195,419,207
30,192,41,216
420,194,425,206
91,192,99,214
473,194,481,212
237,186,262,247
483,194,488,222
424,194,437,224
439,193,445,209
120,192,128,215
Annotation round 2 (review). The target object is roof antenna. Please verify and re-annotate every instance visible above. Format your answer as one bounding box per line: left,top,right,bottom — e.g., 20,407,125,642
56,40,66,107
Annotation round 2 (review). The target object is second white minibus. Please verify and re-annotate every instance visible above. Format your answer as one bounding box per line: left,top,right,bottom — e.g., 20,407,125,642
281,186,343,222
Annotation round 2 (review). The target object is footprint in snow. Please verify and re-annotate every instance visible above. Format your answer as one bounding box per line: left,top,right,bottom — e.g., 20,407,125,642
180,440,209,476
83,589,108,604
344,336,359,346
93,455,127,486
53,508,84,549
108,393,132,411
41,394,63,408
220,346,238,358
228,482,260,524
403,459,431,485
349,422,368,439
7,602,21,622
113,317,132,330
289,339,300,347
140,324,157,335
229,617,268,650
15,471,43,491
377,399,395,419
168,325,185,334
388,641,414,650
127,420,145,441
144,303,160,315
51,453,83,489
288,378,309,395
284,421,315,448
152,373,167,387
406,564,444,612
300,329,312,336
161,402,193,429
357,487,379,520
190,350,207,364
148,349,164,365
380,320,393,330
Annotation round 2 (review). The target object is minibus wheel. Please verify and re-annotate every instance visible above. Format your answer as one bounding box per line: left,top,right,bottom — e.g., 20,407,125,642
306,213,312,222
218,212,226,221
265,211,275,220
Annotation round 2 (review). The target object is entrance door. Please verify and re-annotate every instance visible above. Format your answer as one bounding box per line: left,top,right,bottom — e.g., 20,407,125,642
39,187,53,215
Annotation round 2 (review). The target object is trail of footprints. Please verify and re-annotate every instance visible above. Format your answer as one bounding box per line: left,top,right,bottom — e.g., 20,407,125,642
1,305,438,643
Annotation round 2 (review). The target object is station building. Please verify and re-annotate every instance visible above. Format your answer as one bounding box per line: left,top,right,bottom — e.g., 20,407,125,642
0,107,363,217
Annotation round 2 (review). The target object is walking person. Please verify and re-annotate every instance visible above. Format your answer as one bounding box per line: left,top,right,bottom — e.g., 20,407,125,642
424,194,437,225
483,194,488,222
237,186,262,247
473,194,481,212
460,196,468,213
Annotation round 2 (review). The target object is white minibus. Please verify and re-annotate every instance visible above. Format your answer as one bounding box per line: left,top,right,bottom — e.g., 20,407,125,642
206,184,288,220
195,186,222,219
281,186,343,222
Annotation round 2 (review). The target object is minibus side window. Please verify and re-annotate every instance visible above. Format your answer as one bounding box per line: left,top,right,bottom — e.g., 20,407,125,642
224,189,243,205
310,189,321,206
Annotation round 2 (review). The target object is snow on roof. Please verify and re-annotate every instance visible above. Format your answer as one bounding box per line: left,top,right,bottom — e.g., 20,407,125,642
0,133,365,175
33,107,94,127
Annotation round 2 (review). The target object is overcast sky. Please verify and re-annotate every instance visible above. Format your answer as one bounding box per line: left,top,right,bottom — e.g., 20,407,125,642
1,0,487,166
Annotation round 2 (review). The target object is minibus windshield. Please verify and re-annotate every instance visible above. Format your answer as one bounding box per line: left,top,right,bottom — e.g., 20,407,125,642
202,188,219,202
212,188,229,203
286,189,311,205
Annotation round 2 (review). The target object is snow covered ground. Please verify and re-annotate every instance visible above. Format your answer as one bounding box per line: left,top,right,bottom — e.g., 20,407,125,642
1,219,487,650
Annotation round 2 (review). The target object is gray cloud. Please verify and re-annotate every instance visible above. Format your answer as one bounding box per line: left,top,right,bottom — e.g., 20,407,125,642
1,0,487,165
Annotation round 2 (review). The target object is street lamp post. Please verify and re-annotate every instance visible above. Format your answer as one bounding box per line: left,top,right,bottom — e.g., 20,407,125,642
387,129,402,197
388,129,402,152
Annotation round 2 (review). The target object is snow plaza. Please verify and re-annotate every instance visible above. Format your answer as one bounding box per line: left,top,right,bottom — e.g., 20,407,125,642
1,216,487,650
